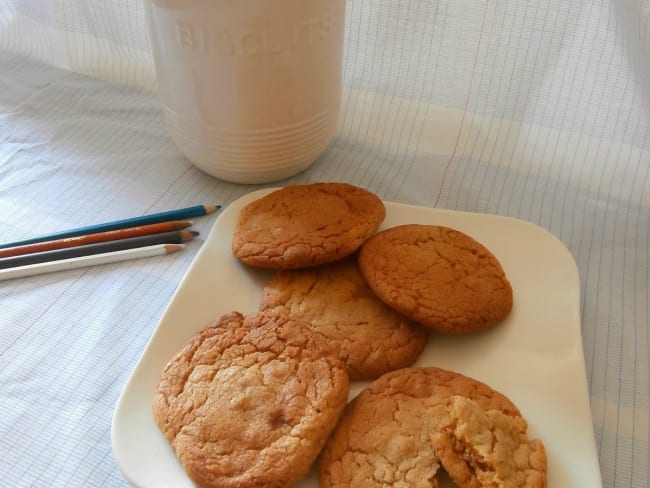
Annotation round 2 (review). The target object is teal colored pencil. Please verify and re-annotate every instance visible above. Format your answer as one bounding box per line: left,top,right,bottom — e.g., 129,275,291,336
0,204,218,249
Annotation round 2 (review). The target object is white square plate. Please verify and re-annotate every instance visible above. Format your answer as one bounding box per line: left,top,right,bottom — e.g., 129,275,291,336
112,188,602,487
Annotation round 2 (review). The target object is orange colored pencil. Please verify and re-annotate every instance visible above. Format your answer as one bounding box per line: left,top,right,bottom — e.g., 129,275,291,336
0,220,193,259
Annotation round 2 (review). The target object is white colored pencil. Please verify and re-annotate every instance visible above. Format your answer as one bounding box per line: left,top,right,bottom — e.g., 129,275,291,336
0,243,184,281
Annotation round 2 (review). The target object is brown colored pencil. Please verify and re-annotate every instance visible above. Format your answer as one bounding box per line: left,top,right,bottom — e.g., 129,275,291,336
0,220,194,259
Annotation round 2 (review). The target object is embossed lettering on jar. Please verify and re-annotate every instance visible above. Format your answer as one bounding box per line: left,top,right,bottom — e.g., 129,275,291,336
145,0,346,183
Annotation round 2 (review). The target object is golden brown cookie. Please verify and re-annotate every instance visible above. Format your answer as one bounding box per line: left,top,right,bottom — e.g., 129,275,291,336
232,182,385,269
259,258,428,380
431,396,547,488
152,309,349,488
318,367,523,488
358,224,513,333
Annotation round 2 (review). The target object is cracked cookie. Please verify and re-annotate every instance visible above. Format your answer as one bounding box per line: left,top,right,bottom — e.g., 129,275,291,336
152,309,349,488
232,182,385,269
358,224,513,333
318,367,527,488
431,395,547,488
259,258,428,380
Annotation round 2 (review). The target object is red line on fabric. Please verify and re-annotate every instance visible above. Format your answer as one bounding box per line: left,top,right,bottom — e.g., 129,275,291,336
0,269,91,358
433,2,489,208
144,164,194,213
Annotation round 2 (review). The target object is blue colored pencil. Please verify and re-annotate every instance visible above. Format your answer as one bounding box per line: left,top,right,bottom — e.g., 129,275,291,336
0,204,219,249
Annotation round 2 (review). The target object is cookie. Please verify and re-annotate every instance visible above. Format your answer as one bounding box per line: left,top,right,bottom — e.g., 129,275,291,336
358,224,513,333
232,182,385,269
431,396,547,488
259,258,428,380
318,367,523,488
152,309,349,488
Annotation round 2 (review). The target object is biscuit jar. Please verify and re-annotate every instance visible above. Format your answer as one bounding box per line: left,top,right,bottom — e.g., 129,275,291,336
145,0,346,183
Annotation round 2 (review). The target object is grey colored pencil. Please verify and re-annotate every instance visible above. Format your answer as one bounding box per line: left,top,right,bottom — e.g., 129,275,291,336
0,230,197,269
0,244,185,281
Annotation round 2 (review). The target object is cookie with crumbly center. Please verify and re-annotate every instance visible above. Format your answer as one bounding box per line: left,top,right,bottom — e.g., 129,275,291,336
232,182,386,269
431,396,547,488
259,258,428,380
318,367,522,488
358,224,513,333
152,309,349,488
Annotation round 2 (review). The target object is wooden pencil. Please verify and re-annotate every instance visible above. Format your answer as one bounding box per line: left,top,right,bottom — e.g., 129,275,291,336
0,204,218,249
0,244,185,281
0,220,194,259
0,230,198,270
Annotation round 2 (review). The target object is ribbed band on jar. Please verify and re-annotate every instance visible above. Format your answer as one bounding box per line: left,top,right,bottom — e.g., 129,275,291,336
164,107,336,183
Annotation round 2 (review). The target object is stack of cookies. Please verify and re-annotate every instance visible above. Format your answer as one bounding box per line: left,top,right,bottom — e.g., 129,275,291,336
152,182,546,488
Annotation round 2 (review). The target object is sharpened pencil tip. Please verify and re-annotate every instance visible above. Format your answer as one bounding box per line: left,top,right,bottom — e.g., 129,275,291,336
204,204,220,214
179,230,199,242
164,244,185,253
175,220,194,230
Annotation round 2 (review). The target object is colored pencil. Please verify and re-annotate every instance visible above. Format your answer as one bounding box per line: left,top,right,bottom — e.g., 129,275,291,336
0,244,185,281
0,204,218,249
0,230,198,269
0,220,194,259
